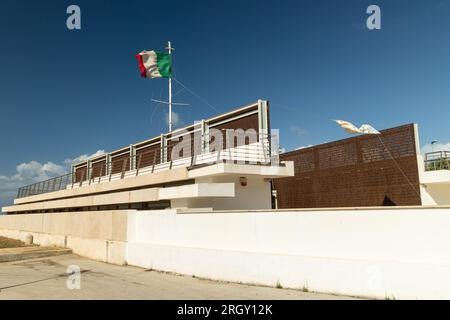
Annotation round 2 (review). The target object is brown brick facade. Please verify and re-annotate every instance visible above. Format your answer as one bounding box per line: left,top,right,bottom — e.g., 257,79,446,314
273,124,422,208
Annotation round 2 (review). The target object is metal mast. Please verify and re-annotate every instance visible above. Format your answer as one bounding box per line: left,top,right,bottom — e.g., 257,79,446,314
166,41,174,132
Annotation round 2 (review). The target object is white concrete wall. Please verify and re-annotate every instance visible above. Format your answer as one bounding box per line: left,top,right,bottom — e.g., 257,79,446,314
126,207,450,299
417,154,450,205
188,176,272,210
3,206,450,299
0,210,130,265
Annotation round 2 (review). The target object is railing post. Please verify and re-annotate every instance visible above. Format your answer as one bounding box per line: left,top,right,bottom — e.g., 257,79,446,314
109,158,113,181
86,160,91,184
217,149,221,163
136,154,142,176
130,145,136,171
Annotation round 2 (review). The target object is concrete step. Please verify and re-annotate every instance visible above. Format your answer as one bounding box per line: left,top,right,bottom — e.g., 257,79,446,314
0,246,72,263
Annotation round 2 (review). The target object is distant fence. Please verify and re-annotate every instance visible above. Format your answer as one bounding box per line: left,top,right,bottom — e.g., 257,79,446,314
17,173,73,199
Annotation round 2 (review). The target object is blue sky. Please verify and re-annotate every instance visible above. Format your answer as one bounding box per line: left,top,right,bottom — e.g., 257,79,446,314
0,0,449,206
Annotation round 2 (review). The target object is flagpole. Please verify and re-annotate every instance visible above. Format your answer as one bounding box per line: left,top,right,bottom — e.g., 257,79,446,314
166,41,173,132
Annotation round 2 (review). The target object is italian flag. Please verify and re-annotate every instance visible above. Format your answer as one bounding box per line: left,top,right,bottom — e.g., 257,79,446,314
136,51,171,78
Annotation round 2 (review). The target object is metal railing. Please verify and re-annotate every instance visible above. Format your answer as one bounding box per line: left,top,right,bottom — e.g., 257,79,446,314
17,132,277,199
424,151,450,171
16,173,74,199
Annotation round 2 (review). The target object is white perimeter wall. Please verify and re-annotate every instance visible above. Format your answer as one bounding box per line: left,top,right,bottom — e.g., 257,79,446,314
126,207,450,300
0,211,129,265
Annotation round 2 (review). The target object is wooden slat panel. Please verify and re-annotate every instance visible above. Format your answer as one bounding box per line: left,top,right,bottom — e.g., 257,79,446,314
136,144,161,169
91,160,106,178
74,166,87,183
111,153,130,175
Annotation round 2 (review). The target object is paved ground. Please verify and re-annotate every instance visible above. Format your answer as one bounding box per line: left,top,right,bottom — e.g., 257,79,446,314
0,254,357,300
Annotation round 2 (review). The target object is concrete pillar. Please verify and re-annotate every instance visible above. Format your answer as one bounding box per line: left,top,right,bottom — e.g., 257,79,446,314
87,160,91,181
161,134,167,163
130,145,136,170
106,153,111,175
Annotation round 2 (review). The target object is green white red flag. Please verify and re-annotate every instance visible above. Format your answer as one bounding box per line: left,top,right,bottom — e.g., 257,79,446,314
334,120,380,135
136,50,171,78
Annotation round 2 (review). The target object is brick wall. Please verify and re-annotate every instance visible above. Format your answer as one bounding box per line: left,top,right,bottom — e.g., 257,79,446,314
273,124,421,208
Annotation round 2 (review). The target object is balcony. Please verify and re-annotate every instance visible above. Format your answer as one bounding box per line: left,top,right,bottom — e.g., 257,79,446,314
424,151,450,172
16,133,279,199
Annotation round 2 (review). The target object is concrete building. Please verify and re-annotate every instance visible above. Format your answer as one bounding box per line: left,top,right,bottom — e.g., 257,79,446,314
2,100,294,215
3,104,449,214
1,100,450,299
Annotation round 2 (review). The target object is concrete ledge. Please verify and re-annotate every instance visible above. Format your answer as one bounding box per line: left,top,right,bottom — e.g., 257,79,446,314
187,162,294,179
0,210,130,266
0,246,72,263
4,188,159,213
0,230,127,266
13,166,189,206
0,210,130,242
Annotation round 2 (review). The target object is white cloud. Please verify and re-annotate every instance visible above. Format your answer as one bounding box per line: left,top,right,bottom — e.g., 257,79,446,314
63,150,105,167
0,150,105,208
165,111,184,129
295,145,314,150
289,125,306,137
0,161,66,208
421,142,450,155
